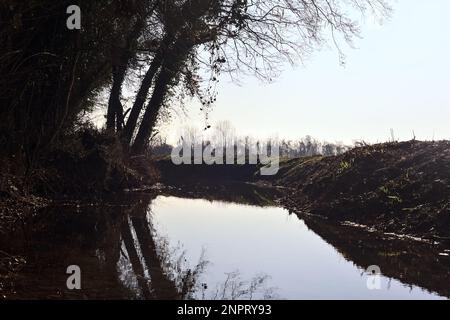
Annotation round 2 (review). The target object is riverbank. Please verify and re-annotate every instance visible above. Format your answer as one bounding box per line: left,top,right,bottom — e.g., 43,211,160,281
154,140,450,242
0,129,158,255
272,140,450,242
2,139,449,246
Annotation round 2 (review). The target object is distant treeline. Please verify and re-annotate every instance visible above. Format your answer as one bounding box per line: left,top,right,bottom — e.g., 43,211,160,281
150,137,351,158
149,122,352,158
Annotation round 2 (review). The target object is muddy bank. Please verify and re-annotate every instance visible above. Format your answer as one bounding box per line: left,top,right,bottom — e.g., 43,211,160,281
155,159,259,184
272,141,450,241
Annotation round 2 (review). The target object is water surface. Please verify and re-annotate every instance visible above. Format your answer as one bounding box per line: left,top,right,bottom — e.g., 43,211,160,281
150,195,446,300
1,188,449,299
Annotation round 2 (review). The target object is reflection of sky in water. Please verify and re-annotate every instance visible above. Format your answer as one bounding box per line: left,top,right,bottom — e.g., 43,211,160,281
150,196,446,300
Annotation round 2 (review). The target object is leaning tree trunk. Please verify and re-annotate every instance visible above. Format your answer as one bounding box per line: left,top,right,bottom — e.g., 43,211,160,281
130,41,192,155
130,65,173,154
122,50,163,144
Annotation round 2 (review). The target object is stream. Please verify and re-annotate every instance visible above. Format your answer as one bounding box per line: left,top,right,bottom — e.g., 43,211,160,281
1,185,449,299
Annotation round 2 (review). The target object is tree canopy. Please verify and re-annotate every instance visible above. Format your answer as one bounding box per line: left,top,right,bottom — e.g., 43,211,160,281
0,0,391,162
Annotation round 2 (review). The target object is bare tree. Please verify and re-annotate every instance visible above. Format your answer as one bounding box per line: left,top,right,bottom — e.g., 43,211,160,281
214,120,236,148
100,0,391,154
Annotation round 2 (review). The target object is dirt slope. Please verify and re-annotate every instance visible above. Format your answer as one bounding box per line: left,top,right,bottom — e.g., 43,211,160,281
274,141,450,240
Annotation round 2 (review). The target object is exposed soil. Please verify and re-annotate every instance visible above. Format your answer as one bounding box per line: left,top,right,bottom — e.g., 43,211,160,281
272,140,450,241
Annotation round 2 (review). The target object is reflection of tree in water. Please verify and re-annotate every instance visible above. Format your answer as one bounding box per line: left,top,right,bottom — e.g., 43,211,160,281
117,198,179,299
158,185,450,299
208,271,278,300
155,239,209,300
117,196,277,300
4,185,448,299
0,191,277,299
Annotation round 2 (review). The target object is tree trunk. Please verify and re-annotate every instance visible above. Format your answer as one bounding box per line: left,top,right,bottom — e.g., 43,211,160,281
130,65,172,154
106,63,128,132
122,50,163,143
131,40,194,154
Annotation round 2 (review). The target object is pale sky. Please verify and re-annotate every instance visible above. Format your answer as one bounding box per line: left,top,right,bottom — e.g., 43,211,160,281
162,0,450,145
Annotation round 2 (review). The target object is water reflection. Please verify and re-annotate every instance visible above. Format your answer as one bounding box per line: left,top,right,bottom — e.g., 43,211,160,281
298,216,450,298
149,195,447,299
0,192,275,299
0,184,449,299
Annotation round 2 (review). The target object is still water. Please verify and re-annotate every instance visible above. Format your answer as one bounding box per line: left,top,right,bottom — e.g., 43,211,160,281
1,189,449,299
149,196,446,300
